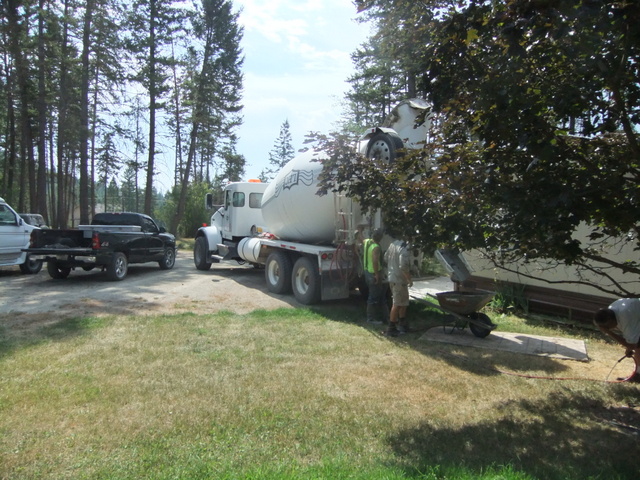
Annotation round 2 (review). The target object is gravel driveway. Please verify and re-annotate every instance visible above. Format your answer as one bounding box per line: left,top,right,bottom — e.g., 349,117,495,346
0,251,294,320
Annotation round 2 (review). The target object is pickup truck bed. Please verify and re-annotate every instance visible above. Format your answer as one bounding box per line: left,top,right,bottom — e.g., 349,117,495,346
24,212,176,281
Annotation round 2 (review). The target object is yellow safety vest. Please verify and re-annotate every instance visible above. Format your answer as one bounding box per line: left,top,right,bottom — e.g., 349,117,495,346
363,238,379,274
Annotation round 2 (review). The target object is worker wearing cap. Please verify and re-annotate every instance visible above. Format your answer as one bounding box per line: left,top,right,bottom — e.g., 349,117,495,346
384,239,413,336
594,298,640,383
362,228,389,325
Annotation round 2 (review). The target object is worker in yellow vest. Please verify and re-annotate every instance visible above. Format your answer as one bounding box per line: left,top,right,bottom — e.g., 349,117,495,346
362,228,389,325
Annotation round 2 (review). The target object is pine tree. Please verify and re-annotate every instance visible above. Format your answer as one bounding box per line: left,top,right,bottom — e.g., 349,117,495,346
170,0,244,234
260,120,295,181
126,0,189,216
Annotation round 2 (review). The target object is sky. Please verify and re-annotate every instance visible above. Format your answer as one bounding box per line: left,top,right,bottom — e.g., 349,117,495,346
231,0,372,179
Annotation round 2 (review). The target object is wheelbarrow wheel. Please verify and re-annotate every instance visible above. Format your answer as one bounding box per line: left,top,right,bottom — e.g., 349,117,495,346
468,312,493,338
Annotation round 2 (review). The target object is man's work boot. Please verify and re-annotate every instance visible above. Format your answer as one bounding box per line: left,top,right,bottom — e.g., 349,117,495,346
398,318,411,334
384,322,399,337
366,304,382,324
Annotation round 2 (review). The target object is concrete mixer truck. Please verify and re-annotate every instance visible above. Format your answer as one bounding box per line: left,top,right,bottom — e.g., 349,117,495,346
193,99,431,304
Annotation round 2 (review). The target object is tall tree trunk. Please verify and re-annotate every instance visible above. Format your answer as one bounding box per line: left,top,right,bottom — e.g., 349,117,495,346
36,0,48,220
48,119,56,225
171,39,183,186
56,0,70,228
90,64,99,215
79,0,95,224
144,0,157,216
3,64,17,202
6,0,36,212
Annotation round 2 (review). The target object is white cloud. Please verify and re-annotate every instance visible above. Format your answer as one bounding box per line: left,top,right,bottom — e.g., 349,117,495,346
231,0,371,178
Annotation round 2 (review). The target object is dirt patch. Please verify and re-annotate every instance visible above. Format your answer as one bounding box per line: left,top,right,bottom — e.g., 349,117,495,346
0,252,294,328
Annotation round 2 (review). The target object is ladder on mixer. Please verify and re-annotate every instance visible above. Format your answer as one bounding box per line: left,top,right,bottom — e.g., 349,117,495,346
334,193,356,244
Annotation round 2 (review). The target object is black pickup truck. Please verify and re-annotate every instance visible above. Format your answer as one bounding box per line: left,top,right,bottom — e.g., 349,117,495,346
24,212,176,281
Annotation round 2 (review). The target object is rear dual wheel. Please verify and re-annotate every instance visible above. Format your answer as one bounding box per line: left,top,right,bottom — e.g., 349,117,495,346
291,256,321,305
265,251,292,294
265,253,321,305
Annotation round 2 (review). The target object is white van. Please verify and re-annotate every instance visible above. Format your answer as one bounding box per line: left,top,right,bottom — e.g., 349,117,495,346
0,197,43,274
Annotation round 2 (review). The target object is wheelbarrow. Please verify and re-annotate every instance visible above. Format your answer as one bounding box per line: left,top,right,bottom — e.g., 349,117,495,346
412,290,497,338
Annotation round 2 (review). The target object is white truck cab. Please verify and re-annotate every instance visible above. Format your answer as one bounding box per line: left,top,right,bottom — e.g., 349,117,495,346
0,197,43,274
194,181,268,269
208,181,267,240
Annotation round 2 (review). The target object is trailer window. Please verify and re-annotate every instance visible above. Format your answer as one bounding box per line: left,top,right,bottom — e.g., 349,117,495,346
249,193,262,209
232,192,245,207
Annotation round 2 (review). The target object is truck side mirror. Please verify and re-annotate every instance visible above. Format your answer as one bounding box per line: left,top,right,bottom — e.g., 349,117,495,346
205,193,214,210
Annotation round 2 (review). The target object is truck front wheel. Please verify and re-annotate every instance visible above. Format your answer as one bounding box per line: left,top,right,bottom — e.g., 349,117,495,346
20,255,43,274
47,261,71,279
107,252,128,281
265,251,292,294
292,256,321,305
194,237,212,271
159,247,176,270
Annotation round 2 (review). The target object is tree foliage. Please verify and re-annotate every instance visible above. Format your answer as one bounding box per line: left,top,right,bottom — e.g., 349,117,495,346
327,0,640,296
260,119,295,181
0,0,244,233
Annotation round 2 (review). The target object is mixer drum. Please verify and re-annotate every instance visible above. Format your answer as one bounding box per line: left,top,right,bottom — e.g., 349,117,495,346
261,150,339,244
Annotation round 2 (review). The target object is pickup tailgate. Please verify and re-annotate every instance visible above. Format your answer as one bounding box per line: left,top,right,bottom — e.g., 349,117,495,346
24,228,92,253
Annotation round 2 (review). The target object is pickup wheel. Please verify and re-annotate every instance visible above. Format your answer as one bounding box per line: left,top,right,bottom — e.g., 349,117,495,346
291,256,321,305
106,252,128,281
194,237,212,271
20,255,43,274
47,261,71,279
265,251,292,294
159,247,176,270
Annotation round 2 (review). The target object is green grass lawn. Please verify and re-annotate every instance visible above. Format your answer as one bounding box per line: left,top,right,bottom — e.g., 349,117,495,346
1,301,639,479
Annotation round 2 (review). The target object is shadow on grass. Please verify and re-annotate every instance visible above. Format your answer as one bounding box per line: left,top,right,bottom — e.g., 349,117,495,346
308,299,640,479
0,316,107,359
386,390,640,480
310,298,584,378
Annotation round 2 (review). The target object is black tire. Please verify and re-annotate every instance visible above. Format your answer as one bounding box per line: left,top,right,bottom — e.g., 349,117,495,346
291,256,321,305
194,236,212,271
159,247,176,270
468,312,494,338
19,255,43,274
47,261,71,279
106,252,128,281
365,132,404,163
265,251,293,294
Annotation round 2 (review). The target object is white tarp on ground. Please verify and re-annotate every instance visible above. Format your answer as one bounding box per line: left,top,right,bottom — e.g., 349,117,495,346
420,327,589,362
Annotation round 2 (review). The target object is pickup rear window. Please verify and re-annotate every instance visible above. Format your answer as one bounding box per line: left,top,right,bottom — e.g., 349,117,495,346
92,213,158,232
